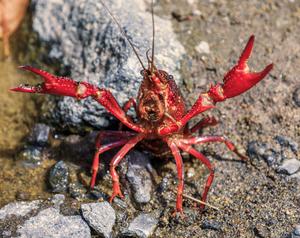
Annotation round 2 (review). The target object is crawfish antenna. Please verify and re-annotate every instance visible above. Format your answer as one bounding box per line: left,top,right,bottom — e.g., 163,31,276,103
99,0,146,70
150,0,155,75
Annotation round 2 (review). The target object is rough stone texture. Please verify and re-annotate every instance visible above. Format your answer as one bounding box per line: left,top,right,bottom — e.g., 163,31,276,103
277,158,300,175
293,87,300,107
123,213,158,238
126,150,153,206
292,225,300,238
81,202,116,238
17,207,91,238
16,145,44,168
274,135,298,154
49,161,69,193
247,140,282,166
0,200,41,220
201,220,222,231
27,123,50,146
31,0,185,130
51,194,65,209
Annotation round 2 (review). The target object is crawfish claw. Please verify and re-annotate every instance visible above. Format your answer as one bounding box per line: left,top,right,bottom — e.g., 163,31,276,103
10,65,98,99
10,83,44,93
209,35,273,102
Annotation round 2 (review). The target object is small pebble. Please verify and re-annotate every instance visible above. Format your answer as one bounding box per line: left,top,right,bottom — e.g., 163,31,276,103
253,224,270,238
292,224,300,238
247,141,280,166
28,123,50,146
293,87,300,107
157,176,169,193
201,220,222,231
187,167,195,178
277,158,300,175
49,161,69,193
195,41,210,54
289,171,300,181
51,194,65,209
69,182,87,200
17,146,44,168
123,213,159,238
275,135,298,153
81,202,116,238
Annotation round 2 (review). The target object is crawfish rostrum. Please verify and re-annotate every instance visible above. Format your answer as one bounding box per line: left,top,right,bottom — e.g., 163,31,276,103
11,1,273,214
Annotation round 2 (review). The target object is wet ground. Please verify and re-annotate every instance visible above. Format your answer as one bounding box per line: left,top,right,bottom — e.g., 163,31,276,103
0,0,299,237
0,58,53,207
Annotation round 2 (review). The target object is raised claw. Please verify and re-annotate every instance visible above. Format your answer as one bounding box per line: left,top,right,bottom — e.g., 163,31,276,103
209,35,273,102
10,66,98,99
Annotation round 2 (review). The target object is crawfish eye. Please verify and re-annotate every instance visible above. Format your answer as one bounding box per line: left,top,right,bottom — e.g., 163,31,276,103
140,69,147,76
168,74,174,80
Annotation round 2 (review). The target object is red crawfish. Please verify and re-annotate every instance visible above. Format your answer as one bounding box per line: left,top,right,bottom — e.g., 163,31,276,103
11,1,273,214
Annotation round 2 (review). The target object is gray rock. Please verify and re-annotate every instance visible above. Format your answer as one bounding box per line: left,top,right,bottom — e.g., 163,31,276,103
31,0,185,130
17,207,91,238
195,41,210,54
123,213,158,238
275,135,298,153
28,123,50,146
0,200,41,220
201,220,222,231
69,182,88,200
277,158,300,175
81,202,116,238
51,194,66,209
292,224,300,238
247,141,281,166
126,151,153,206
17,145,44,168
289,171,300,181
49,161,69,193
293,87,300,107
2,230,11,238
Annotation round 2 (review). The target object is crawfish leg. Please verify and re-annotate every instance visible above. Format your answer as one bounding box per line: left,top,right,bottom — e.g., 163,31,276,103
189,116,218,134
123,98,137,113
90,131,136,189
109,134,145,202
119,98,137,130
166,140,185,214
176,141,214,209
181,135,247,161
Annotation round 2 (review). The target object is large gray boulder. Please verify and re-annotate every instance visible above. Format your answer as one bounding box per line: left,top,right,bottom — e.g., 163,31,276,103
31,0,185,130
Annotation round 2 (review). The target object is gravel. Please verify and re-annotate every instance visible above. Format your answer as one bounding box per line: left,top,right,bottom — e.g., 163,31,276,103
292,225,300,238
274,135,298,154
27,123,50,147
31,0,185,130
49,161,69,193
0,200,41,220
122,213,158,238
277,158,300,175
247,140,281,166
81,202,116,238
195,41,210,54
51,194,65,209
293,87,300,107
17,207,91,238
126,150,153,206
201,220,222,231
16,145,44,168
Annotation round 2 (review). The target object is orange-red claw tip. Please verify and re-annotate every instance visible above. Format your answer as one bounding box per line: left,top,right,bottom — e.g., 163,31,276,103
18,65,29,70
